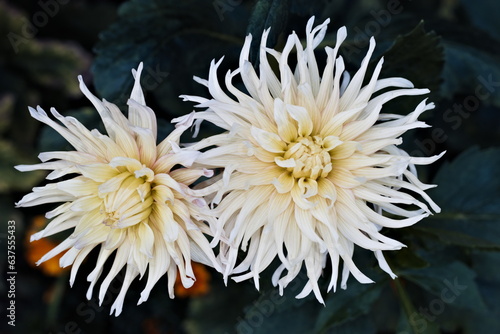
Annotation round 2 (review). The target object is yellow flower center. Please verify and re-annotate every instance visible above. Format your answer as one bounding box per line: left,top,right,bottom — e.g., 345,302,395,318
283,136,332,180
99,161,155,229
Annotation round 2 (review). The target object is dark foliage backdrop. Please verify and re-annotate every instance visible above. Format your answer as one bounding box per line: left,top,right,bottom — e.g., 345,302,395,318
1,0,500,333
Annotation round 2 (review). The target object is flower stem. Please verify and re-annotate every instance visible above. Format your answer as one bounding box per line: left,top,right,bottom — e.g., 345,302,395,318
394,278,422,334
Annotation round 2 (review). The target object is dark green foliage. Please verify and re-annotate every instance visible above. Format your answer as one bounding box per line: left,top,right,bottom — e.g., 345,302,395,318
460,0,500,42
315,280,385,333
246,0,289,65
4,0,500,333
416,148,500,249
0,2,90,194
376,21,444,98
93,0,252,117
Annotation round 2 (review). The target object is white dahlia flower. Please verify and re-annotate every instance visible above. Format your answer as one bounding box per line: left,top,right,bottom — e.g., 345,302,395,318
181,17,444,303
16,63,220,315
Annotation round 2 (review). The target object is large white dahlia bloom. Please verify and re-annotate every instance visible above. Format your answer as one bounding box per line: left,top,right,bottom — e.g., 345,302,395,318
16,64,220,315
181,18,444,302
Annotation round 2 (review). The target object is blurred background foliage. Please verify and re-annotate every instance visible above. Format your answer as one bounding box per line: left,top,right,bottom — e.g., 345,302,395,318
1,0,500,333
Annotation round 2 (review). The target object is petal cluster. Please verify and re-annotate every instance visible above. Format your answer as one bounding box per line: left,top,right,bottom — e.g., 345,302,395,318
182,17,443,302
17,17,444,310
16,64,219,315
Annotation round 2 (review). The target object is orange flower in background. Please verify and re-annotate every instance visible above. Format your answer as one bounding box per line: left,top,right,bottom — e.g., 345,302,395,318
142,317,162,334
174,262,211,298
25,215,68,277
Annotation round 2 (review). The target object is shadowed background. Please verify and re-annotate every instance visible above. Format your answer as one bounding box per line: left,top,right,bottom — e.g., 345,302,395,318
1,0,500,333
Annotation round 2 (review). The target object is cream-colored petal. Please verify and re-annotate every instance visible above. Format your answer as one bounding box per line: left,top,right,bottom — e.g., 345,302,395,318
251,126,286,153
286,104,313,137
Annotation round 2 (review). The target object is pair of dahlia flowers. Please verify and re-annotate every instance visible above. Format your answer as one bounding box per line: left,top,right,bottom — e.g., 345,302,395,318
16,18,442,315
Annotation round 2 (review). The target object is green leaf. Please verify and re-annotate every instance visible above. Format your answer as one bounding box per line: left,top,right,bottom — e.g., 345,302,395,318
374,21,444,101
0,94,14,134
246,0,288,65
428,102,500,156
11,41,90,98
412,226,500,250
441,40,500,107
0,3,90,97
393,278,440,334
237,297,319,334
460,251,500,333
400,261,488,314
235,274,321,334
460,0,500,42
471,250,500,283
355,21,444,122
0,2,91,194
321,315,376,334
185,279,259,334
0,140,45,192
434,19,500,109
93,0,250,117
386,246,429,271
290,0,346,19
314,280,384,333
417,147,500,249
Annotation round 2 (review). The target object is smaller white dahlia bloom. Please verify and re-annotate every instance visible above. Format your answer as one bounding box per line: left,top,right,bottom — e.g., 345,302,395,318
16,64,220,315
181,18,444,302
